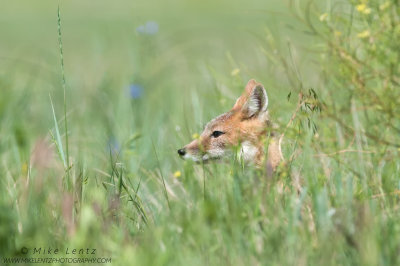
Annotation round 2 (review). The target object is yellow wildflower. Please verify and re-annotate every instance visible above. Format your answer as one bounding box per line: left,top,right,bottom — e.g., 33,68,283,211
319,13,328,22
356,4,371,14
21,163,28,175
192,133,200,139
334,31,342,37
357,30,370,39
231,68,240,76
173,171,181,178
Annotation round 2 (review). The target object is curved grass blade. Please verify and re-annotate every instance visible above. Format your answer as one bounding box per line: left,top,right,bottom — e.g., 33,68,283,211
49,94,67,169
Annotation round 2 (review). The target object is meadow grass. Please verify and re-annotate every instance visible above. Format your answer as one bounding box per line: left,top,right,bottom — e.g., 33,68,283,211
0,0,399,265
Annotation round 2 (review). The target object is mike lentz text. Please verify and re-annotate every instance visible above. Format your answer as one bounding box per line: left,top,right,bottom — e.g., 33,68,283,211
27,247,97,255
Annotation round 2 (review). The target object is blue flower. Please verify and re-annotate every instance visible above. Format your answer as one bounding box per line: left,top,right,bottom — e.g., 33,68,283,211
136,25,146,34
129,84,144,99
136,21,159,35
107,137,121,157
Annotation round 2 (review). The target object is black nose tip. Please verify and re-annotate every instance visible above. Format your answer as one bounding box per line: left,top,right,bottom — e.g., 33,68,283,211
178,148,186,156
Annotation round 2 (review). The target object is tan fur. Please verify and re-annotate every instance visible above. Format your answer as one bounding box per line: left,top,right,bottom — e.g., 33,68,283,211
266,137,282,175
179,79,283,174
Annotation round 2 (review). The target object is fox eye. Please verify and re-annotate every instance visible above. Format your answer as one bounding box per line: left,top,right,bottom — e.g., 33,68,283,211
211,131,225,138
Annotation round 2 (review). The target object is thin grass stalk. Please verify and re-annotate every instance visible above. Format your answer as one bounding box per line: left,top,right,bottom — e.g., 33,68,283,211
151,140,170,210
57,6,71,188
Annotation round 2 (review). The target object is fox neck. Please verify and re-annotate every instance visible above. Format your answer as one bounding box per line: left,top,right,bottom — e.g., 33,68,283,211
239,141,263,163
239,133,282,171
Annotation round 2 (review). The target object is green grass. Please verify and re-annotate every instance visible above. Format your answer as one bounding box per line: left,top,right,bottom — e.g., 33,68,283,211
0,0,399,265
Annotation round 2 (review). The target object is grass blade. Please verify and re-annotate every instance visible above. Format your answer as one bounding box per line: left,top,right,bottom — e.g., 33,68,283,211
49,95,67,168
151,140,170,210
57,6,71,182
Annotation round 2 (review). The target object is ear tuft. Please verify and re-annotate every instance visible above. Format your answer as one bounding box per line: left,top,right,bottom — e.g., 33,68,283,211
242,84,268,118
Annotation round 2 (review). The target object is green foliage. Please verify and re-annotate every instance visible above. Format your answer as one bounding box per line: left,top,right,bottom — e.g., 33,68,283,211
0,0,399,265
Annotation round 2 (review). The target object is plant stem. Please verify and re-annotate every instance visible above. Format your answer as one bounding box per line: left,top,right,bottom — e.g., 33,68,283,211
57,6,70,188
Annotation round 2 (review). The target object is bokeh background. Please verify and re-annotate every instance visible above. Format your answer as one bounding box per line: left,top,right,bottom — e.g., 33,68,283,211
1,0,399,265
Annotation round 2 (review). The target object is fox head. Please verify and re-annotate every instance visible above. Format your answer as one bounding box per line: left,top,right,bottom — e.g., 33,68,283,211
178,79,274,165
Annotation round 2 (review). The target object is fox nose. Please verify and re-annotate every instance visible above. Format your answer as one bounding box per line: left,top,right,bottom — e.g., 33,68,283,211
177,148,186,156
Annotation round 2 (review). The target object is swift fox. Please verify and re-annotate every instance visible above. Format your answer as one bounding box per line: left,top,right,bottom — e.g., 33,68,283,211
177,79,283,173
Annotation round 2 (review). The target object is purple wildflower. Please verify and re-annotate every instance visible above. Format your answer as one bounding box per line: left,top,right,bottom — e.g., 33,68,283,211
136,21,159,35
129,84,144,99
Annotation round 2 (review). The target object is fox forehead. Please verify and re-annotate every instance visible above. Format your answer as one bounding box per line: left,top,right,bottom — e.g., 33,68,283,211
204,111,237,131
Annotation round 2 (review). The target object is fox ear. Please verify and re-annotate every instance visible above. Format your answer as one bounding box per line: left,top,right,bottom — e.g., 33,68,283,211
241,83,268,119
233,79,261,109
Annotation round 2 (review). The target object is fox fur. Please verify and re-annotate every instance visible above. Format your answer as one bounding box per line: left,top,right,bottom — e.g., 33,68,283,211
178,79,283,174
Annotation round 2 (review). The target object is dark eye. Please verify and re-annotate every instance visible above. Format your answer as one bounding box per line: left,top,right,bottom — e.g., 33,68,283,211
211,131,225,138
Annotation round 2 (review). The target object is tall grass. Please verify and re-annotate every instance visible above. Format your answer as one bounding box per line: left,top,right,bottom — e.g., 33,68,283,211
0,0,399,265
57,6,71,188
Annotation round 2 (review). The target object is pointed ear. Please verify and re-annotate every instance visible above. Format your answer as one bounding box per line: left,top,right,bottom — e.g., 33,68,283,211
233,79,258,110
244,79,258,95
241,84,268,119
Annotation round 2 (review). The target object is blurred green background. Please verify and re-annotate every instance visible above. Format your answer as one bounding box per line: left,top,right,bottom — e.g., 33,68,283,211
1,0,399,265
